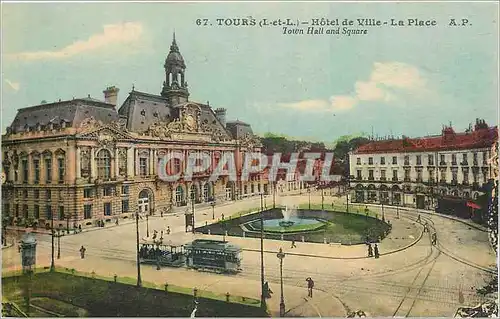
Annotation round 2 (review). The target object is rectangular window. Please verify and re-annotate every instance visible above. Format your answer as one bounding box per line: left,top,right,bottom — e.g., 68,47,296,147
368,170,374,180
440,154,445,164
404,156,410,166
356,158,361,165
139,158,148,176
34,159,40,183
462,153,468,164
244,185,248,194
416,170,422,182
46,189,51,200
59,206,65,220
404,169,410,180
380,157,385,165
463,168,469,183
416,155,422,166
368,157,373,165
121,185,129,195
34,189,39,199
258,184,261,193
84,204,92,219
46,205,52,220
380,170,386,180
392,156,397,165
83,188,92,198
4,203,10,216
482,151,488,164
451,154,457,165
428,170,435,183
23,190,28,199
34,205,40,219
58,158,65,183
392,170,398,180
104,203,112,216
251,184,255,193
103,187,113,197
23,204,28,219
452,171,458,182
440,169,446,181
22,159,28,183
356,170,362,179
45,158,52,183
473,152,478,165
122,200,129,213
428,154,434,166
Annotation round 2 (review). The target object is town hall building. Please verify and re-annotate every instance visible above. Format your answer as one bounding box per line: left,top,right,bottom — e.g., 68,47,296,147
1,35,266,228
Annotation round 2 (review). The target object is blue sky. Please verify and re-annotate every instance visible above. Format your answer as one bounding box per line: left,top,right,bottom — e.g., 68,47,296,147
2,2,498,142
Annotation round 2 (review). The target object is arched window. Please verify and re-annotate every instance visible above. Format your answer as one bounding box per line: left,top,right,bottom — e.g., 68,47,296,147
96,149,111,179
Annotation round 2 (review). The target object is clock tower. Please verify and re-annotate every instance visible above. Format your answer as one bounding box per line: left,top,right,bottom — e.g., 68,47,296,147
161,33,190,105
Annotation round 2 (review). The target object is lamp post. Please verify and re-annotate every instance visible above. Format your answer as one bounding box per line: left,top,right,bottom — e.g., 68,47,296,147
211,201,215,219
146,215,149,238
50,209,55,272
135,211,142,287
382,202,385,221
56,229,61,259
259,192,266,309
191,197,195,234
276,248,286,317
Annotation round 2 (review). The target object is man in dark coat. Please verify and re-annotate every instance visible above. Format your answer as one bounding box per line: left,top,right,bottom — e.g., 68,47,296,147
368,244,373,257
306,277,314,297
374,244,379,259
80,245,86,259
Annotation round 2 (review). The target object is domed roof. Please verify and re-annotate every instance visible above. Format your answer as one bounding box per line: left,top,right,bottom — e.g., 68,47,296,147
165,34,185,67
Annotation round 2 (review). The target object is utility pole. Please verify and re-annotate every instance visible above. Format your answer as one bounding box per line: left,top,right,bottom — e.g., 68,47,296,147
135,211,142,287
260,192,266,309
57,230,61,259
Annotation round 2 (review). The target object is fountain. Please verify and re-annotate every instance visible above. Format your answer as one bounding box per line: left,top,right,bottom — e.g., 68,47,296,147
279,206,296,228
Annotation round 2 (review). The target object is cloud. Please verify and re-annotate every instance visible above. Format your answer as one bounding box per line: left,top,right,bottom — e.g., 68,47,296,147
5,79,20,91
279,62,427,112
7,22,143,61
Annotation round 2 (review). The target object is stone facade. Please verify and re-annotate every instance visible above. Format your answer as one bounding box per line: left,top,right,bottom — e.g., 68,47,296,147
348,121,498,209
1,35,267,228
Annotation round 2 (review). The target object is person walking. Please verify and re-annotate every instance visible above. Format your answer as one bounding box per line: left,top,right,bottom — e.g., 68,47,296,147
417,214,421,223
306,277,314,298
166,226,171,235
431,232,437,245
80,245,86,259
291,239,297,248
374,244,379,259
368,244,373,257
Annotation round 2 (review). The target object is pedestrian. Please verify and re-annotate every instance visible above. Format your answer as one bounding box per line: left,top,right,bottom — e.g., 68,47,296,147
417,215,421,223
374,244,379,259
166,226,171,235
306,277,314,298
115,218,119,225
291,239,297,248
161,210,164,218
423,222,428,233
221,213,225,220
264,281,273,298
80,245,86,259
78,224,82,233
431,232,437,245
368,244,373,257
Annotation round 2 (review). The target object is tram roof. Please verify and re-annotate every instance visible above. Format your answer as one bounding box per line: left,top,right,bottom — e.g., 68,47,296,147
185,239,242,252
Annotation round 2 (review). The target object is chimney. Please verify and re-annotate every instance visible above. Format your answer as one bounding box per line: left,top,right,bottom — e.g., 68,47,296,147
103,86,120,106
215,108,227,128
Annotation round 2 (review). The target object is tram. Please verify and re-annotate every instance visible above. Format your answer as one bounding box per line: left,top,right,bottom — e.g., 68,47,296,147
184,239,242,274
139,242,186,267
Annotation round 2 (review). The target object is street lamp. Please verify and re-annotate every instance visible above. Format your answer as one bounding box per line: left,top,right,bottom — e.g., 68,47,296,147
259,192,266,309
135,211,142,287
211,201,215,219
276,248,286,317
56,229,61,259
191,197,195,234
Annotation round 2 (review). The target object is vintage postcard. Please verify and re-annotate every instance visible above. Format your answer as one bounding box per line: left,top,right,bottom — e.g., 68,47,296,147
1,1,498,318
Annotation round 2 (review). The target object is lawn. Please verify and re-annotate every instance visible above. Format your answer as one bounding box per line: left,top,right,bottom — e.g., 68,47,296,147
2,269,266,317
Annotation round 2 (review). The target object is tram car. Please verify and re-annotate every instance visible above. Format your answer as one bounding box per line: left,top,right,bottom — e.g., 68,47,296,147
184,239,242,274
139,242,186,267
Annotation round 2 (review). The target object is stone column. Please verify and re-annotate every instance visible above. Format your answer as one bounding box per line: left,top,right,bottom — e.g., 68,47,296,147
114,147,119,179
76,147,81,179
90,148,96,179
149,149,154,176
52,153,58,182
134,148,138,176
27,153,33,184
67,145,76,183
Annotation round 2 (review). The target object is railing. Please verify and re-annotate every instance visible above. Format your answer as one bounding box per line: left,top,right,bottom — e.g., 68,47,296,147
367,176,374,181
439,161,446,166
392,177,399,182
451,161,457,166
460,161,468,166
404,178,411,182
379,177,387,181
